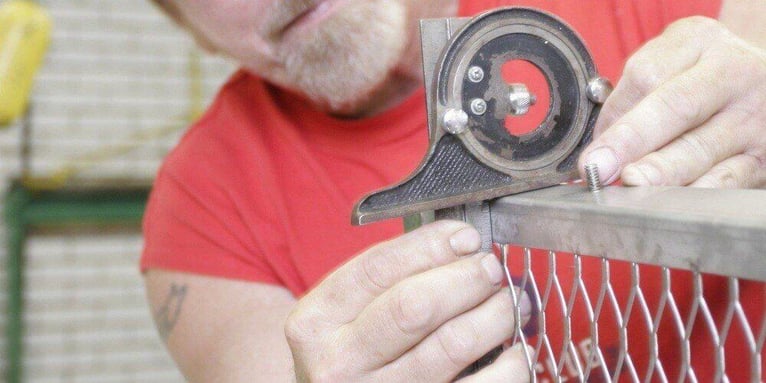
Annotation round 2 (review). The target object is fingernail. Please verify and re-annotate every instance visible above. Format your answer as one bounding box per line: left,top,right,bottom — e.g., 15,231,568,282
622,163,661,185
691,177,716,188
481,253,504,285
449,227,481,255
517,290,532,318
509,342,534,358
585,147,620,184
524,344,535,358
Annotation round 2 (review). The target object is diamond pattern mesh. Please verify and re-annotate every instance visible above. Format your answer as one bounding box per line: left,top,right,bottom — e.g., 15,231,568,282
499,245,765,382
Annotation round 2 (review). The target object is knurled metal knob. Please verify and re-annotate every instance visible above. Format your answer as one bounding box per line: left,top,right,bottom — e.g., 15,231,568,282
508,83,537,115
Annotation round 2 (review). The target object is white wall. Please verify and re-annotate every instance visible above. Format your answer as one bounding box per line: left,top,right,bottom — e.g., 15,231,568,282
0,0,234,381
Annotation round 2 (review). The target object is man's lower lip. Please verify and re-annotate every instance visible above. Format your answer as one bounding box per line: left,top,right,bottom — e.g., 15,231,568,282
283,1,335,39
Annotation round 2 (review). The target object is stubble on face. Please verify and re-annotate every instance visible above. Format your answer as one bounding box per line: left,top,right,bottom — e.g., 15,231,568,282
271,1,408,114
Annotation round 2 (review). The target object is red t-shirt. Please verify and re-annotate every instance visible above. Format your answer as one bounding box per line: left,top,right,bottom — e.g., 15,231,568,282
141,72,428,294
142,0,762,381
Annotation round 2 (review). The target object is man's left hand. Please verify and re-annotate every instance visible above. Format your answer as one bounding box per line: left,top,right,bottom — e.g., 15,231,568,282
579,16,766,188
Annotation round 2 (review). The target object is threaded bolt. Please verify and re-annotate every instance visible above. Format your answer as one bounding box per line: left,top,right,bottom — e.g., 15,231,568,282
585,163,602,192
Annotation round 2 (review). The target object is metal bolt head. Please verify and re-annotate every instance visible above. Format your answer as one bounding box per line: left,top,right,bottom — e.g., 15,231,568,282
586,77,613,104
470,98,487,116
468,66,485,83
508,83,535,115
442,108,469,134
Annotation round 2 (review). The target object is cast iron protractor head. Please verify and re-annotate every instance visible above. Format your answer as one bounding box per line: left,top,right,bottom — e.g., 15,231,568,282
352,7,611,225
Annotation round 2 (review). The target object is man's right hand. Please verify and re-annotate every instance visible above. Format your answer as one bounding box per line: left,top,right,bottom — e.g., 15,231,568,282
284,221,532,382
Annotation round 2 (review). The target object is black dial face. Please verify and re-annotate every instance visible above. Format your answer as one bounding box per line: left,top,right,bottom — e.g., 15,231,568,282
436,7,598,173
462,32,579,162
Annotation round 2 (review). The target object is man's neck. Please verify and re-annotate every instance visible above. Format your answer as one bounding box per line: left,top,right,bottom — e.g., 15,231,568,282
335,72,421,118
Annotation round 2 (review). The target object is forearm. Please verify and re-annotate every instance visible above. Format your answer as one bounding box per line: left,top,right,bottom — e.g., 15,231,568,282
144,270,297,382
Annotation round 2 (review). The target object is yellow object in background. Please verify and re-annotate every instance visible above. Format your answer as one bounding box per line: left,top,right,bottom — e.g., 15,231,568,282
0,0,51,126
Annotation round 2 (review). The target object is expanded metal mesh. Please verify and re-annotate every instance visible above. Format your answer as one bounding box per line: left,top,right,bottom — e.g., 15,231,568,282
500,246,765,382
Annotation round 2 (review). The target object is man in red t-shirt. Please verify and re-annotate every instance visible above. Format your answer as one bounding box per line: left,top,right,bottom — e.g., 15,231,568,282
142,0,766,381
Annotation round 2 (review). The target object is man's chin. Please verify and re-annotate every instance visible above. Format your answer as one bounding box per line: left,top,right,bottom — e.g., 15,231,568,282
310,92,379,117
280,1,407,116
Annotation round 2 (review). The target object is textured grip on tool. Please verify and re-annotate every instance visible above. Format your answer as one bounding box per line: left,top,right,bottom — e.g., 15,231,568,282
361,135,514,212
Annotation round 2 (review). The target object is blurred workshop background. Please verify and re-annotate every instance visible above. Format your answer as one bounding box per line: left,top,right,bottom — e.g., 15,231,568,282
0,0,233,381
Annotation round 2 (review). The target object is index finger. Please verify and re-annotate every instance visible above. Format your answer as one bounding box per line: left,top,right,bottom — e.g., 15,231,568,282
299,220,482,326
594,17,718,135
580,58,734,184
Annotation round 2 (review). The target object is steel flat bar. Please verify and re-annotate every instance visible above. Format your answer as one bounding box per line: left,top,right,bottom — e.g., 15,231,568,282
490,185,766,281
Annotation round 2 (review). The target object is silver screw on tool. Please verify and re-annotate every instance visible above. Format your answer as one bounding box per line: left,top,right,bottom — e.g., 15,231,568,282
468,66,485,83
443,108,469,134
586,77,613,104
508,83,536,115
470,98,487,116
584,163,602,192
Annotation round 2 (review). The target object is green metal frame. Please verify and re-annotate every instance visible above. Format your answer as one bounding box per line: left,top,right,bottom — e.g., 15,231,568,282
3,181,149,383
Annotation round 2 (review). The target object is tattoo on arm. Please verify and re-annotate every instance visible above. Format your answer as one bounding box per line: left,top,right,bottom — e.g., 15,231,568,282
154,282,188,342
